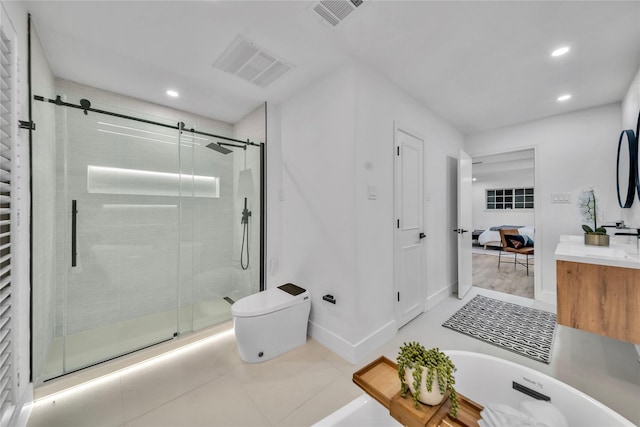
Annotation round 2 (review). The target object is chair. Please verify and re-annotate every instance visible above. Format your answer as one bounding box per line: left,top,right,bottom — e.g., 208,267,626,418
498,229,534,275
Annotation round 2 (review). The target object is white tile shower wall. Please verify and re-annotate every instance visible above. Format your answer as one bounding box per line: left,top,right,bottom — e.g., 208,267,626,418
232,103,265,295
53,79,238,340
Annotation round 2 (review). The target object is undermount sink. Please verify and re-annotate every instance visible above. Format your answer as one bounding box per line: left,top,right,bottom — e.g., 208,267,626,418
563,244,630,259
555,235,640,268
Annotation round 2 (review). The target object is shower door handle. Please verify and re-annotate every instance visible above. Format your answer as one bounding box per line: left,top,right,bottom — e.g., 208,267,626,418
71,200,77,267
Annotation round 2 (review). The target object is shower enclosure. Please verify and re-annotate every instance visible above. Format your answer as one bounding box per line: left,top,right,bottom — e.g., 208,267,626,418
35,82,264,382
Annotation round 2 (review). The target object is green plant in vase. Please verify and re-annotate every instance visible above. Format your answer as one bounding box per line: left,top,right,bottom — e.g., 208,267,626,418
578,188,610,246
578,189,606,235
397,341,458,418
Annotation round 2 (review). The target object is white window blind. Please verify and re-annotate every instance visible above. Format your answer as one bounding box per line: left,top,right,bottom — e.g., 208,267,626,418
0,6,16,425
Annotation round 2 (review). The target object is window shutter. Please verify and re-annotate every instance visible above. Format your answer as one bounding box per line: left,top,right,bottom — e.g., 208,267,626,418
0,6,17,424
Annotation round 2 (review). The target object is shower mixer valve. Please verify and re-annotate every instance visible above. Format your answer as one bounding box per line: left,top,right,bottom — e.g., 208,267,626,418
240,197,251,270
241,197,252,224
241,207,252,224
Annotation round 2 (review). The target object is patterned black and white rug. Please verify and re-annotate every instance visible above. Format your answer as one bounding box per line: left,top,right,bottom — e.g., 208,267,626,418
442,295,557,364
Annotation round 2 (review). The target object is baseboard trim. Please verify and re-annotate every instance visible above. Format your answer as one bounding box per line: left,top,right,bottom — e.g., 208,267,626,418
427,284,454,310
537,290,557,306
308,319,397,364
11,383,32,427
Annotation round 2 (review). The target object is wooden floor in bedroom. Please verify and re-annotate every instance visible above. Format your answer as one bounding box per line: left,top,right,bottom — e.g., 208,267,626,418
472,250,534,299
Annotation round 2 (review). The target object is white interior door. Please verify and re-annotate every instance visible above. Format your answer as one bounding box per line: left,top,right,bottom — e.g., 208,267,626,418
457,149,473,299
394,127,425,328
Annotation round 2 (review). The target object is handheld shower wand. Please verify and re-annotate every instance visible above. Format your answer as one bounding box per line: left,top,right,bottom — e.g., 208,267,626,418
240,197,251,270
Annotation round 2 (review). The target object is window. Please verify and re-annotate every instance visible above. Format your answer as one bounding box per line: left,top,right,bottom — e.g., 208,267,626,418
486,187,534,210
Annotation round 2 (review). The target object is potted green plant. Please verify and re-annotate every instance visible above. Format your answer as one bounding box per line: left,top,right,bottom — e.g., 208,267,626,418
397,342,458,418
578,189,609,246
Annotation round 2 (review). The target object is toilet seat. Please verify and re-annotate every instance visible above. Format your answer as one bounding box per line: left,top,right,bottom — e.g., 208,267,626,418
231,287,309,317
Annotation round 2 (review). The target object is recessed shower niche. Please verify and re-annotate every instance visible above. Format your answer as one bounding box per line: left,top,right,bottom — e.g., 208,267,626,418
32,79,265,382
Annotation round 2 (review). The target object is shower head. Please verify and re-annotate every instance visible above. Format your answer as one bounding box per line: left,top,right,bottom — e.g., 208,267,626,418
206,142,233,155
206,141,248,155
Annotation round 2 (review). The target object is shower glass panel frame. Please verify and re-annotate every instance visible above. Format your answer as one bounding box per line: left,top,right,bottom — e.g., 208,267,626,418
36,91,264,382
58,107,183,374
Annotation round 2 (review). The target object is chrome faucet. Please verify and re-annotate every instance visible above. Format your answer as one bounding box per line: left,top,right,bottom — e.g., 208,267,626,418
614,226,640,254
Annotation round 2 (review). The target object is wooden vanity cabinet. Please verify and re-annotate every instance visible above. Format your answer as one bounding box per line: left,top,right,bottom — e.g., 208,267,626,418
556,260,640,343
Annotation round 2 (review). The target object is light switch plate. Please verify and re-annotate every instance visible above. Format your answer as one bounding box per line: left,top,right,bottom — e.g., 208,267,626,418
551,193,571,203
367,185,377,200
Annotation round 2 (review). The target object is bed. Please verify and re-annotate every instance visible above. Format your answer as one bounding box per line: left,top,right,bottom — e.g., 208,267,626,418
478,225,535,249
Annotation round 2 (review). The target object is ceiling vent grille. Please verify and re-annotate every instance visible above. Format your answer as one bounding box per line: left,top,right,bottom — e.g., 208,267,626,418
311,0,364,27
212,35,293,88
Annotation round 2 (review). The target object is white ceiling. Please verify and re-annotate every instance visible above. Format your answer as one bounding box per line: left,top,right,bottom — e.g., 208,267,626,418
25,1,640,134
472,149,535,182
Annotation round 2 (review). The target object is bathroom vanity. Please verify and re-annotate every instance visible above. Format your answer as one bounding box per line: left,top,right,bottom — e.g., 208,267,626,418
555,235,640,344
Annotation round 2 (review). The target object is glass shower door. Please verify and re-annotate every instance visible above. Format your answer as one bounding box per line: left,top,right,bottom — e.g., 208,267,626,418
176,126,261,334
58,106,181,373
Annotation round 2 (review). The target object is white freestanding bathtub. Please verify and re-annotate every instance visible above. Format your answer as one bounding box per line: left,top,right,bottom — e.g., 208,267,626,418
313,350,634,427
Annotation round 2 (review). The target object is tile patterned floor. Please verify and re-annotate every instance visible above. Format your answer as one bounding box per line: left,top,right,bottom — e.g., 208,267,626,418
26,288,640,427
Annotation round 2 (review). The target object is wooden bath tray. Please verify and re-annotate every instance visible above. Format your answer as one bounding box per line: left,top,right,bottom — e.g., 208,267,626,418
353,356,483,427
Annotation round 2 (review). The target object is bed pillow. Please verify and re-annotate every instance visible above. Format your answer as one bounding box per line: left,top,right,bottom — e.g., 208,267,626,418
504,234,525,249
523,235,534,247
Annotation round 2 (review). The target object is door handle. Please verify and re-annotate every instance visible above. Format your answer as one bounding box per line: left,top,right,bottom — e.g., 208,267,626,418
419,232,426,239
453,229,469,234
72,199,78,267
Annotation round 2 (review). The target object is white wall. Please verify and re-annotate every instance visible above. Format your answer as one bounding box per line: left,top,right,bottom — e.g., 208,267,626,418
353,62,464,326
472,174,535,231
265,103,284,287
466,103,621,303
622,67,639,132
619,67,640,228
275,60,464,363
279,64,360,355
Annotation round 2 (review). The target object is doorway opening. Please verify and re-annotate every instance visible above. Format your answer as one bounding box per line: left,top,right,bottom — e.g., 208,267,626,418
470,149,536,299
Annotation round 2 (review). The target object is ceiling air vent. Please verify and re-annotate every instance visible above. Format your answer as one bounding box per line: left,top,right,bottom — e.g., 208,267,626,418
212,35,293,88
311,0,364,27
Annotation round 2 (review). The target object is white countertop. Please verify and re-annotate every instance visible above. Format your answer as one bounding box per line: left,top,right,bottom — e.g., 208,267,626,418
555,235,640,269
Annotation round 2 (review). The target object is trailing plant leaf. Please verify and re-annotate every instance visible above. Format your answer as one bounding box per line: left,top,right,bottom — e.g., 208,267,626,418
397,342,459,418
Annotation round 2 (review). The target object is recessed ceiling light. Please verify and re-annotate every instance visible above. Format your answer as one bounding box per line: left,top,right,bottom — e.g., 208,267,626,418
472,177,477,182
557,94,572,102
551,46,570,57
166,90,179,97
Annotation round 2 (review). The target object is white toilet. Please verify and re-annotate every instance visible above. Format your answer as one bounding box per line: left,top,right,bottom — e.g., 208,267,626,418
231,283,310,363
